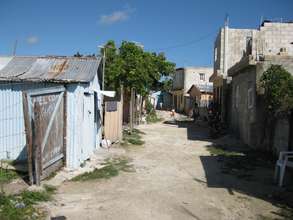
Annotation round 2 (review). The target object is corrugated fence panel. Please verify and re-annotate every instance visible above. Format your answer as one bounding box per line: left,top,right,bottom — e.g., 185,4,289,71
0,82,59,161
0,83,26,160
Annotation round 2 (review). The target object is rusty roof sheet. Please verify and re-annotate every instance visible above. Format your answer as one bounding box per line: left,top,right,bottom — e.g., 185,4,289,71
0,56,101,83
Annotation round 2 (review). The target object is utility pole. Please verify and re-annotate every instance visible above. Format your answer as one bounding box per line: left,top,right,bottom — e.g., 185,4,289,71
98,45,107,91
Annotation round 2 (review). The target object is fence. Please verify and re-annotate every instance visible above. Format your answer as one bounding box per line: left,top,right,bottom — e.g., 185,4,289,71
104,89,123,143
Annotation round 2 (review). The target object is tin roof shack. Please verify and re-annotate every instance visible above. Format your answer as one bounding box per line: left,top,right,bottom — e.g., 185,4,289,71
0,56,102,183
187,84,213,118
228,55,293,153
187,84,213,107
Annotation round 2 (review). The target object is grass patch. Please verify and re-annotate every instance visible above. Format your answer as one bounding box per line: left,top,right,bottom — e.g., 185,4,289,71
207,145,244,157
123,129,145,146
72,157,134,182
0,185,56,220
128,138,145,145
207,144,274,181
146,111,162,124
20,185,56,205
0,168,19,184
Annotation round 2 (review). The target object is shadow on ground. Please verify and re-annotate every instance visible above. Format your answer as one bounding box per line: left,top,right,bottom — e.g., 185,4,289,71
200,145,293,219
163,119,211,141
164,118,293,219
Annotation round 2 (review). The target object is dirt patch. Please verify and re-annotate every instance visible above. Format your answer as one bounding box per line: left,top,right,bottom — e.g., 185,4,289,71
46,115,292,220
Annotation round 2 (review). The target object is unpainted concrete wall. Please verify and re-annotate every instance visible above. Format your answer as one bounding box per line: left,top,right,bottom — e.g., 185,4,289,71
183,67,213,93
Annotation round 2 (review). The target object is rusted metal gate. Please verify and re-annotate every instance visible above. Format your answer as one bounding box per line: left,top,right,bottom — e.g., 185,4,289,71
23,86,66,185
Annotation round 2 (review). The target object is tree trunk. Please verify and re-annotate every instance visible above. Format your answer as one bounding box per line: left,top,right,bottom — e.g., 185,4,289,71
129,88,135,133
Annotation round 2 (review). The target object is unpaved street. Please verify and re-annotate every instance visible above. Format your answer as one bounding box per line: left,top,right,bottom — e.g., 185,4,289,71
47,113,280,220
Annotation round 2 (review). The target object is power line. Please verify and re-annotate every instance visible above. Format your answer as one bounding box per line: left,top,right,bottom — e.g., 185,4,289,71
151,31,217,51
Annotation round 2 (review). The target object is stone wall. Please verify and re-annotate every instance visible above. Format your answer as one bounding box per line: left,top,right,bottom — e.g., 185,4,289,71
230,56,293,151
258,22,293,56
213,28,254,76
230,66,261,147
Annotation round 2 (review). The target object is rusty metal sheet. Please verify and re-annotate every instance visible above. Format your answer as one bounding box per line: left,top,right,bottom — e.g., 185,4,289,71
0,56,101,83
0,57,37,78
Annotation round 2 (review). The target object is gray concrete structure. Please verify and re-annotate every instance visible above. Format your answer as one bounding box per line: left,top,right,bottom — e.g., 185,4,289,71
171,67,213,114
228,55,293,152
210,21,293,122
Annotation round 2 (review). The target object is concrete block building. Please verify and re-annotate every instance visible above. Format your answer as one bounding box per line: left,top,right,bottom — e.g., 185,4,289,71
171,67,213,114
210,20,293,122
226,20,293,152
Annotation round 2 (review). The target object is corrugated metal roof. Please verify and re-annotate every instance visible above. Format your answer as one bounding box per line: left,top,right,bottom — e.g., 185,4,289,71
0,56,101,83
197,84,213,93
188,84,213,93
0,57,13,71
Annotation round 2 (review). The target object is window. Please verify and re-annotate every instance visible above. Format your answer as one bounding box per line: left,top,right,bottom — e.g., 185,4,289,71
199,73,205,81
247,88,254,109
246,36,252,55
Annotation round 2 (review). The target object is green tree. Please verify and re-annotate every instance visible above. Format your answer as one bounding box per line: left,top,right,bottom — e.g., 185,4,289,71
260,65,293,114
260,65,293,151
102,40,124,91
101,40,175,95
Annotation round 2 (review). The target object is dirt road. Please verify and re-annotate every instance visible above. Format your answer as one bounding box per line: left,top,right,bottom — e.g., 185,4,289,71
47,113,280,220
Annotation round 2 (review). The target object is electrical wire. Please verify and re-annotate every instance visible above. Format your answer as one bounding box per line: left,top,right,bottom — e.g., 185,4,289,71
151,31,217,51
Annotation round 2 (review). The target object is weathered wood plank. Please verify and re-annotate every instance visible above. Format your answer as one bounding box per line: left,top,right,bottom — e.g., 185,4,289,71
33,102,42,186
40,91,64,153
22,92,34,185
63,91,67,166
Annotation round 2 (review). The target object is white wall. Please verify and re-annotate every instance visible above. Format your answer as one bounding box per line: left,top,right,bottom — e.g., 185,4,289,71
184,67,213,93
0,82,57,161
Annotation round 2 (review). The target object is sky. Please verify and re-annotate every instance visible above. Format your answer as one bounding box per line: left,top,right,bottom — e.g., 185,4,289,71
0,0,292,67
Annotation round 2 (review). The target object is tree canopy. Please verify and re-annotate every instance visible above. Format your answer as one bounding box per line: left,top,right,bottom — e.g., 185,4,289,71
260,65,293,115
101,40,175,95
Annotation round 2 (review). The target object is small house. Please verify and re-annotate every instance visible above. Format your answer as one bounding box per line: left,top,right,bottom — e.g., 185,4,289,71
187,84,213,117
0,56,102,184
171,67,213,114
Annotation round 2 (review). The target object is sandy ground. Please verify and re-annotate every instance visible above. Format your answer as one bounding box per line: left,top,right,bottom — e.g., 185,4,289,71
46,111,281,220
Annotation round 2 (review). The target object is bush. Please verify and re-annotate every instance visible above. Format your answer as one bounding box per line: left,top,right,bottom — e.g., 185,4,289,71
145,99,154,114
146,111,162,124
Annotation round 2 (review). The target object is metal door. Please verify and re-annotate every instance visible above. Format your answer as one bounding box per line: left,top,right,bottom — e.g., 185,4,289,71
82,93,95,161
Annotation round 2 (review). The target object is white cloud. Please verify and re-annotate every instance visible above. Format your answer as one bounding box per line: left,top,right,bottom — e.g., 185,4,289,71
26,36,39,45
99,7,135,25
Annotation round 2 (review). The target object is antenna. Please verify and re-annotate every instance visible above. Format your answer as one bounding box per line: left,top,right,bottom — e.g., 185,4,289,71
225,13,229,27
12,40,18,56
260,16,264,26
